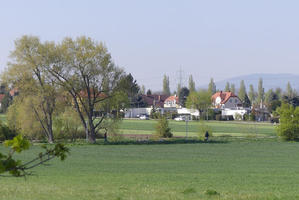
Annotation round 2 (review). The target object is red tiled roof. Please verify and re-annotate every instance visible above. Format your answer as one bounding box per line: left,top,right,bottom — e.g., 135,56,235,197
141,94,169,108
211,91,239,104
165,95,179,102
9,88,19,97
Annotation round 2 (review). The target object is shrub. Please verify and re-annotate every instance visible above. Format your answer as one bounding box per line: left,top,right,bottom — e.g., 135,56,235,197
234,113,243,120
215,114,222,121
154,116,172,138
6,98,43,140
204,189,219,196
0,121,18,141
53,107,82,141
182,188,196,194
243,114,249,121
276,103,299,140
198,122,213,140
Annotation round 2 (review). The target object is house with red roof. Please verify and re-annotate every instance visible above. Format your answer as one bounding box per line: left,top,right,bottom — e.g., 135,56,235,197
211,91,242,109
164,95,180,109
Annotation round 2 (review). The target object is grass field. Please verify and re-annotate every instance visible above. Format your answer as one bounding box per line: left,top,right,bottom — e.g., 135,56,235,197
119,119,276,138
1,138,299,200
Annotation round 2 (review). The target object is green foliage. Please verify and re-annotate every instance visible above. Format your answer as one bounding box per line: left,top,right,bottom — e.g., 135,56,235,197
224,82,230,92
204,189,219,196
198,122,213,139
186,90,211,117
0,121,17,141
234,113,243,121
179,87,189,107
0,135,69,177
0,92,12,113
276,103,299,140
162,74,171,96
155,116,172,138
230,83,236,94
188,75,196,93
4,134,30,153
208,78,216,95
53,107,83,141
6,96,44,140
98,118,122,142
257,78,265,104
248,84,256,104
182,187,196,194
238,80,247,102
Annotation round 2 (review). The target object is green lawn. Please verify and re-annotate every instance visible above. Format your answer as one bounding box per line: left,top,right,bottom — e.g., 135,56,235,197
1,139,299,200
119,119,276,137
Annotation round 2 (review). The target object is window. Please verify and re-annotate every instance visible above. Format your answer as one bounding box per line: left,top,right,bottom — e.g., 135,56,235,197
229,99,232,103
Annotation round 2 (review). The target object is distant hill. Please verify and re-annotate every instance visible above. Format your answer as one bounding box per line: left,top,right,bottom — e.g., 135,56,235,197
214,73,299,92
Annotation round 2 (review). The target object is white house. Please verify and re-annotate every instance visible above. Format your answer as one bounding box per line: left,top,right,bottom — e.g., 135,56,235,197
124,108,153,118
211,91,242,109
221,107,250,120
177,108,200,119
164,95,180,108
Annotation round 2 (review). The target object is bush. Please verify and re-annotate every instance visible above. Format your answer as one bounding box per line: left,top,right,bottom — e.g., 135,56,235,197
276,103,299,140
53,107,82,141
204,189,219,196
249,113,256,121
0,121,18,141
234,113,243,120
198,122,213,140
154,116,172,138
243,114,249,121
6,97,44,140
215,114,222,121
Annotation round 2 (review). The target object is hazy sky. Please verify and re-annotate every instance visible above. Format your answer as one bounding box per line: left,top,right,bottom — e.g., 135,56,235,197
1,0,299,91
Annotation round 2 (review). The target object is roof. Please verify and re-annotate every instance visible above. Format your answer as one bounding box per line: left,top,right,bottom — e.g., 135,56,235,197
9,88,19,97
141,94,169,108
211,91,239,104
165,95,179,102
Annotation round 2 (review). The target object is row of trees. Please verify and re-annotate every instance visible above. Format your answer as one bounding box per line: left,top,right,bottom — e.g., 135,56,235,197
2,36,134,143
160,74,297,113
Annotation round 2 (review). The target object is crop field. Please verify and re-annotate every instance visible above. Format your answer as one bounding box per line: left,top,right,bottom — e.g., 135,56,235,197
119,119,276,138
1,138,299,200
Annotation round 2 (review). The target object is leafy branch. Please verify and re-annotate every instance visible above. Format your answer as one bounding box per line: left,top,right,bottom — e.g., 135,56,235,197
0,135,69,177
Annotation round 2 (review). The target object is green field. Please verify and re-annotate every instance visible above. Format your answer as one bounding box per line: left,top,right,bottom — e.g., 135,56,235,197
1,139,299,200
119,119,276,138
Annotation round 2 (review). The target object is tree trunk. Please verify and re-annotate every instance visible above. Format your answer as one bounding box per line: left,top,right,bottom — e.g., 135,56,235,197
47,113,54,144
88,116,96,143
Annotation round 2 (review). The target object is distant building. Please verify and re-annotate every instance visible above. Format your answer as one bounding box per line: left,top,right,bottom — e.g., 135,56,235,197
211,91,242,109
124,94,169,118
140,94,169,108
164,95,180,109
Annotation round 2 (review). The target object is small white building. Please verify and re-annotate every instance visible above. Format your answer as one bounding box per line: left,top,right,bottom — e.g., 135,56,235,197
124,108,152,118
221,107,250,120
177,108,200,117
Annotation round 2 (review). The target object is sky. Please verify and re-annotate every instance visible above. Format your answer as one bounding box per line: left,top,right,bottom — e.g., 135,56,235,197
1,0,299,91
